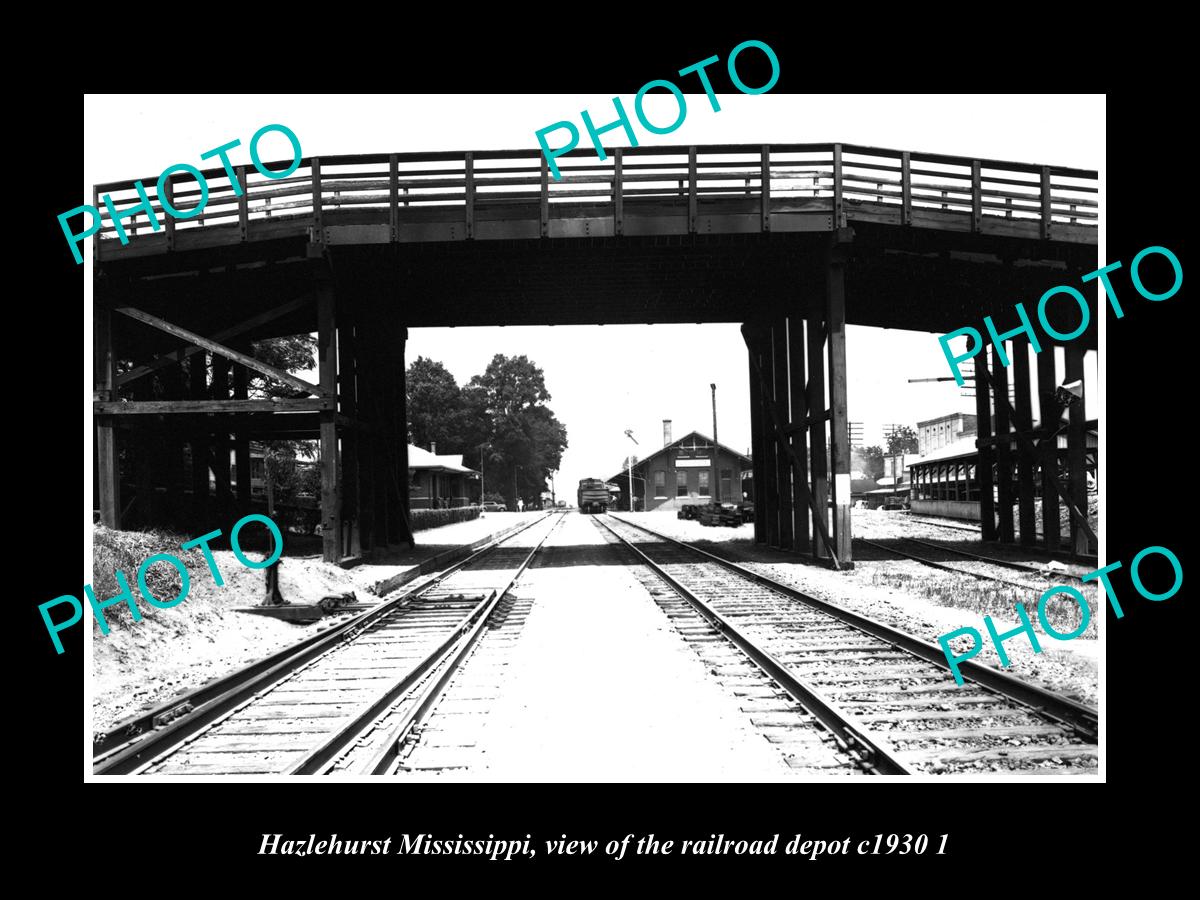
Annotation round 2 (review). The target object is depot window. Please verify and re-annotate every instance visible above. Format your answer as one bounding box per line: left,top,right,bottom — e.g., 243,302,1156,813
698,470,710,496
676,470,688,497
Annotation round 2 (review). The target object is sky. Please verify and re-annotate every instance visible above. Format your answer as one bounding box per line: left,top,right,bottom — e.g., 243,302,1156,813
83,93,1104,494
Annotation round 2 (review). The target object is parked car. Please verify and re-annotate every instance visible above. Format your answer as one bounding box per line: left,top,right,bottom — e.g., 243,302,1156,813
881,496,909,511
482,501,506,512
699,502,743,527
677,504,704,520
737,501,755,523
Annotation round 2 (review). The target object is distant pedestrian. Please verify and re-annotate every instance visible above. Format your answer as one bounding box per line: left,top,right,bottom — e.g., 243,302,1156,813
517,498,525,512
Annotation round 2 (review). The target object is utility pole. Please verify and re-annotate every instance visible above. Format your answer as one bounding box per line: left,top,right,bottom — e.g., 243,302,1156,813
711,383,720,503
624,429,639,512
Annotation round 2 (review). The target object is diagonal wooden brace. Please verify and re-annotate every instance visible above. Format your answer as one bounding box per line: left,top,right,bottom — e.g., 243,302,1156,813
114,305,328,397
116,296,311,387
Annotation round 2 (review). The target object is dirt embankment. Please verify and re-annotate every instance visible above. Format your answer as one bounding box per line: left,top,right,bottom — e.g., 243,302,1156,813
90,526,359,732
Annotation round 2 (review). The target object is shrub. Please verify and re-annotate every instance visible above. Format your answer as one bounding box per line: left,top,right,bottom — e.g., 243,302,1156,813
410,506,481,532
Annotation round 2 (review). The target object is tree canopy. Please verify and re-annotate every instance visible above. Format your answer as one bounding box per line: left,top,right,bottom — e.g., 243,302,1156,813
886,426,919,455
407,353,568,508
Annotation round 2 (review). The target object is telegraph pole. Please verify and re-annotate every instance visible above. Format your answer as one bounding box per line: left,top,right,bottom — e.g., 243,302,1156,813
624,429,639,512
710,383,720,503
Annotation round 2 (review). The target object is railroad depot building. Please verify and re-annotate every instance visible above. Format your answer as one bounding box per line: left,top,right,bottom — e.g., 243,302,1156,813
909,422,1098,524
407,444,480,509
618,429,753,512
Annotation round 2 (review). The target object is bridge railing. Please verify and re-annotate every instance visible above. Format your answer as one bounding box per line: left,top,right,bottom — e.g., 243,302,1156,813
91,143,1097,252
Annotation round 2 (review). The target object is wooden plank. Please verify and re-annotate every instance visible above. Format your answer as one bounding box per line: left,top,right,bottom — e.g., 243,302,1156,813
1013,337,1037,544
971,159,982,232
1065,345,1089,554
464,152,474,239
826,247,852,565
1036,348,1061,551
832,144,844,226
787,315,809,552
114,305,326,397
807,310,829,559
95,305,120,527
772,321,792,550
94,398,333,414
901,151,912,225
613,148,623,236
540,155,549,237
318,285,341,563
687,147,697,233
992,343,1014,543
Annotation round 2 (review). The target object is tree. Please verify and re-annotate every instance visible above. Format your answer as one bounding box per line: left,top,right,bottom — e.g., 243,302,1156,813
248,334,318,398
855,445,885,480
886,426,919,455
618,454,639,472
467,355,568,507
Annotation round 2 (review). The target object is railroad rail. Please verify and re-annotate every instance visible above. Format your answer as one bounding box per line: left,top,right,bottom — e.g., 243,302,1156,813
602,514,1097,774
903,514,1099,566
91,142,1098,261
93,512,561,775
857,536,1089,587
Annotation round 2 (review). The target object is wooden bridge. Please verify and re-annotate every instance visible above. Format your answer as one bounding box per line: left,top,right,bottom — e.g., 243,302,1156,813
91,143,1098,565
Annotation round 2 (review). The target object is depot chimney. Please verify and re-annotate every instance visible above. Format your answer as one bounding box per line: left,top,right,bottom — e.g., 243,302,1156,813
663,419,672,447
430,441,437,454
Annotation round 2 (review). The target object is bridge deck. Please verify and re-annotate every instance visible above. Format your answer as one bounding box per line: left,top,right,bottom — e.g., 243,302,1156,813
92,143,1097,261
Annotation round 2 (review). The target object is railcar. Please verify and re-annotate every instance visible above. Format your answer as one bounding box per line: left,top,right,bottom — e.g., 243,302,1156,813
577,478,612,514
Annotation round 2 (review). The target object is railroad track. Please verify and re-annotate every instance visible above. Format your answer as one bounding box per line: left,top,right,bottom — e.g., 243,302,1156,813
902,514,1098,566
599,514,1098,775
93,512,563,776
856,536,1089,588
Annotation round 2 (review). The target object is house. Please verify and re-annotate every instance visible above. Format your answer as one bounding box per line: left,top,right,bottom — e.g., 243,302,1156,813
619,430,753,512
408,445,481,509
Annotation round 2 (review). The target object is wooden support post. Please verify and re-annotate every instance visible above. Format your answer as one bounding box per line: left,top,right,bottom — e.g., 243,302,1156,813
1065,346,1089,555
95,305,121,527
992,343,1014,543
975,345,997,541
339,299,361,558
189,352,210,531
1036,348,1061,551
826,246,852,566
211,355,233,523
132,377,155,527
772,321,792,550
807,310,829,559
395,326,414,547
747,330,767,544
159,363,186,530
232,360,251,514
758,327,779,548
1013,338,1037,545
787,315,810,553
317,286,341,563
357,324,378,554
